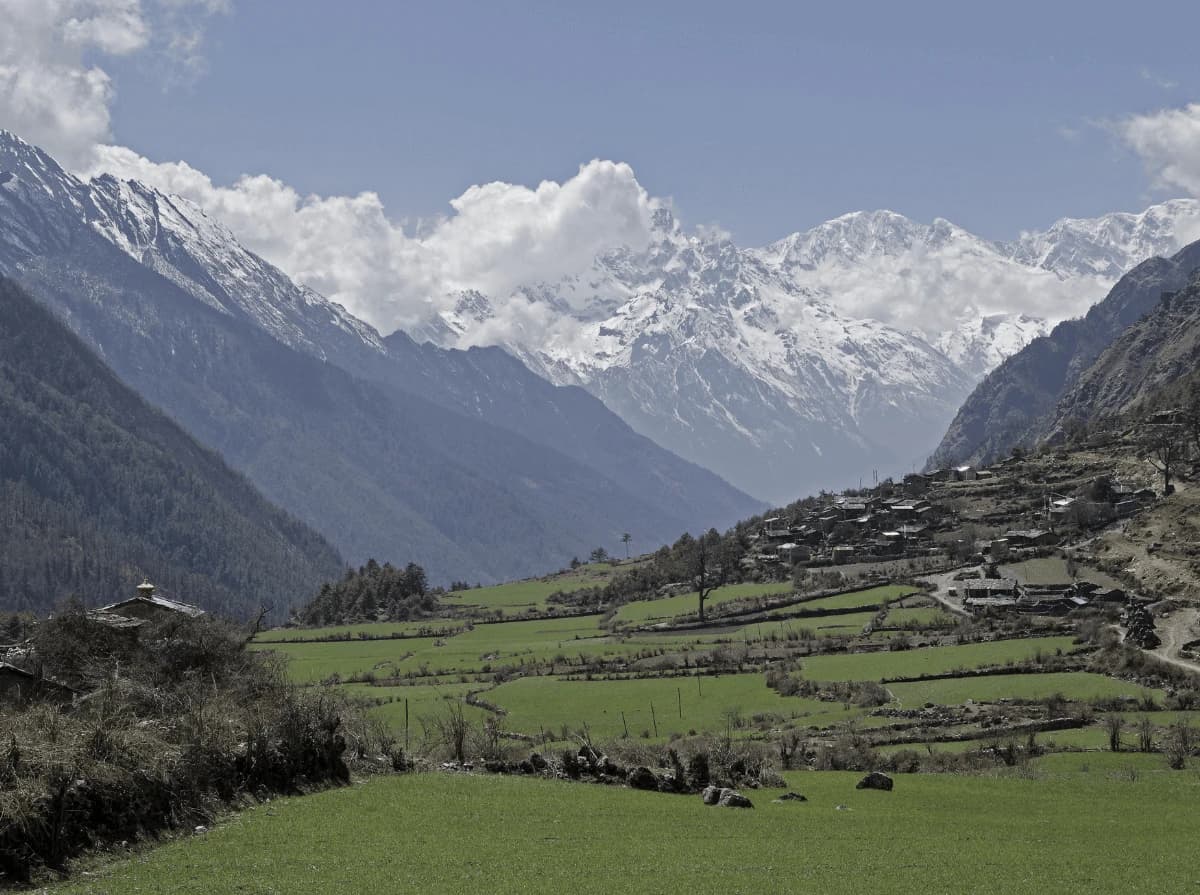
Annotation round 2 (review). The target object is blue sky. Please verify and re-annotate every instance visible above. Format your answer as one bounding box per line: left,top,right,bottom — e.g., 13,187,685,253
95,0,1197,245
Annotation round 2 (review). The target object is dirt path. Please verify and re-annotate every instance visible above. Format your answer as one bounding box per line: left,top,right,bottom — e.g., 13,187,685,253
922,568,973,618
1149,606,1200,676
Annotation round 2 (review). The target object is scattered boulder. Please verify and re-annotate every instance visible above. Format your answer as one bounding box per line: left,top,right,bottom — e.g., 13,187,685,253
774,791,807,802
856,771,894,791
628,766,659,791
701,785,722,805
717,788,753,808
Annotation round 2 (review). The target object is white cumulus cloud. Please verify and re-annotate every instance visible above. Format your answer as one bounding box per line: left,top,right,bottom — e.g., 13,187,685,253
0,0,228,168
89,144,659,332
1118,103,1200,197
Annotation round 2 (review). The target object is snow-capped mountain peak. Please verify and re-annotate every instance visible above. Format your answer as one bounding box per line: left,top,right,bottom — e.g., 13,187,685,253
0,130,384,359
1005,198,1200,279
412,197,1200,500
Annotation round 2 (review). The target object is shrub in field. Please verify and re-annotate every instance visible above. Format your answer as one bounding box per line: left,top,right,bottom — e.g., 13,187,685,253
0,609,383,883
1164,723,1193,770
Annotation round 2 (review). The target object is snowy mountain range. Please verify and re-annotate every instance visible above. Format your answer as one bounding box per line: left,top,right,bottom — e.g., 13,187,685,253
414,201,1200,501
0,131,761,583
6,126,1198,509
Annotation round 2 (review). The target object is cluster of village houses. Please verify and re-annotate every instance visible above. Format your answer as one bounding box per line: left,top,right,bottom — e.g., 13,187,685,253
0,582,203,706
952,573,1129,616
752,458,1160,617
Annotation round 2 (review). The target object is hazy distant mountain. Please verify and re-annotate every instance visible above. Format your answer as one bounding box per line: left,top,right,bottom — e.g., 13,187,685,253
0,277,345,618
416,204,1200,501
0,132,762,585
929,239,1200,468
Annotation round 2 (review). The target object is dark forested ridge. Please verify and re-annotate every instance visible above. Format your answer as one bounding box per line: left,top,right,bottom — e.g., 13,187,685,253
296,559,440,627
0,278,345,618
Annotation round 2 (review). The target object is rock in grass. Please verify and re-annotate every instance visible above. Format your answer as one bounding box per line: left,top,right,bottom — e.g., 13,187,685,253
717,788,753,808
628,766,659,791
856,772,894,791
774,792,807,802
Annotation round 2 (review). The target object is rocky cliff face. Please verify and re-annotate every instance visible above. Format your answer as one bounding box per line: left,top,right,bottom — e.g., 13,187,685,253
1051,271,1200,431
929,240,1200,467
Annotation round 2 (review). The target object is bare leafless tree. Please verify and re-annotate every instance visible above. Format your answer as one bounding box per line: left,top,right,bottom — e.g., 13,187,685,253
1165,722,1193,770
1104,713,1123,753
1142,423,1186,494
689,530,729,624
242,602,275,645
1136,716,1154,753
432,703,470,763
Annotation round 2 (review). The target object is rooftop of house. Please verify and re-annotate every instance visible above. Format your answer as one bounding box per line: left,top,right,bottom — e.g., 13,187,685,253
87,609,147,630
99,582,205,618
963,578,1019,590
0,661,35,679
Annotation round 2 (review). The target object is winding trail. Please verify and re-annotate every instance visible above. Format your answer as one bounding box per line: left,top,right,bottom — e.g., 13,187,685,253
1149,606,1200,676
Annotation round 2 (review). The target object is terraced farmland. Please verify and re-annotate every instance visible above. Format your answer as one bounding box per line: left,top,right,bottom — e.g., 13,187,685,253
442,563,629,615
486,673,858,741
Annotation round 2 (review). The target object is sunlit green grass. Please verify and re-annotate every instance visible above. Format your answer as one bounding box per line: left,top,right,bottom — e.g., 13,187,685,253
337,681,489,728
791,584,919,612
1034,751,1175,774
442,562,628,615
255,619,464,643
797,636,1080,683
254,615,730,683
613,581,796,625
487,672,859,740
888,672,1159,707
883,606,954,627
51,771,1200,895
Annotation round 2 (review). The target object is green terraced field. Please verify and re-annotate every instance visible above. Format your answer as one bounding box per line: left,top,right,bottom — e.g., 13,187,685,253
887,672,1160,707
442,563,627,615
255,615,768,684
791,584,919,612
486,672,858,740
797,636,1080,683
338,681,490,728
256,620,464,643
51,771,1200,895
876,737,990,755
882,606,954,627
612,581,796,625
1033,750,1174,774
999,557,1123,590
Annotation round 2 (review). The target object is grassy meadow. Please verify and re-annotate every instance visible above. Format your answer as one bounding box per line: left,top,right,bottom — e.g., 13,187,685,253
795,635,1080,682
441,562,630,615
887,672,1160,707
49,771,1200,895
486,672,859,740
612,581,796,625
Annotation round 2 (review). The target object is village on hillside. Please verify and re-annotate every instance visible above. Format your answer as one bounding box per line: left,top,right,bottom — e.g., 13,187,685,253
748,447,1169,627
